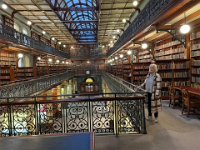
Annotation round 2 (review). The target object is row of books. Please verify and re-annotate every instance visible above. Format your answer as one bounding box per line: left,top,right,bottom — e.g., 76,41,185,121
192,68,200,74
192,60,200,66
0,57,16,61
192,77,200,83
156,53,185,60
160,73,173,78
0,76,10,79
173,62,190,69
155,47,184,57
174,72,189,78
139,58,152,62
192,51,200,57
0,53,15,57
191,43,200,51
132,71,148,75
0,69,10,73
16,68,33,73
191,32,200,40
132,65,149,70
173,81,190,86
154,40,180,50
0,62,16,65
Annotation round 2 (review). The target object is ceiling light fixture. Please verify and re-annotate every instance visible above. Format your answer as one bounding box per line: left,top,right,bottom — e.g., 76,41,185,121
51,37,55,40
180,13,191,34
141,43,148,49
48,58,52,62
37,56,41,61
120,54,124,58
63,45,66,48
133,0,139,7
180,24,191,34
1,4,8,10
42,31,46,35
56,60,60,63
27,21,32,26
122,19,126,23
58,41,61,45
127,50,132,55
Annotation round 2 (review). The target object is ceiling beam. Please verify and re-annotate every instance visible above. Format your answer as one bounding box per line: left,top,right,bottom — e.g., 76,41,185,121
62,20,98,23
69,28,97,31
101,7,140,12
53,7,98,11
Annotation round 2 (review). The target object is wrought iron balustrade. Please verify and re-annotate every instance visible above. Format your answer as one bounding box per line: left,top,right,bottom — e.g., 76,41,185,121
0,71,74,98
0,23,68,58
102,73,145,94
0,93,146,137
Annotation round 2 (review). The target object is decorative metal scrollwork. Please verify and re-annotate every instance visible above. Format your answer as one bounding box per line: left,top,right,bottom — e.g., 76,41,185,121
92,101,114,133
0,106,9,136
38,103,63,134
65,102,89,133
12,104,35,136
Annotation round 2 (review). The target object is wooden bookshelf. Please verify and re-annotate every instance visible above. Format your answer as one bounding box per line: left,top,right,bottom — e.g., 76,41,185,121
0,66,15,86
138,49,152,62
190,27,200,88
123,64,131,82
36,66,49,77
131,62,150,85
157,59,190,99
15,67,34,80
154,36,186,60
0,51,16,66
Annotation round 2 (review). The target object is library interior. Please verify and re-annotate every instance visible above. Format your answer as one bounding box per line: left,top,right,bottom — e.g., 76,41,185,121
0,0,200,150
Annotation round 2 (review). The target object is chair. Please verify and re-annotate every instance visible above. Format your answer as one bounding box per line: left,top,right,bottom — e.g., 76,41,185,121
182,89,200,115
169,86,180,108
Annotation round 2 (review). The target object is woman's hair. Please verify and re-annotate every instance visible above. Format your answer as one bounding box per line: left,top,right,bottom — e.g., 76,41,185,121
149,63,158,73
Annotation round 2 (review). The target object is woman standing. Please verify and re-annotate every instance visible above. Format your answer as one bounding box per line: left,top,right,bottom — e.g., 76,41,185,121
141,63,162,123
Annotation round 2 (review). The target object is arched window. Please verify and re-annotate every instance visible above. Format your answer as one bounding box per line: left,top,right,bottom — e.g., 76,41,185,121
85,78,94,84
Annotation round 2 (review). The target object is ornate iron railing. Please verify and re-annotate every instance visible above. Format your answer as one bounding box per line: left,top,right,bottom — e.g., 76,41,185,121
0,71,74,98
102,73,145,94
108,0,183,56
0,93,146,137
0,23,69,58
